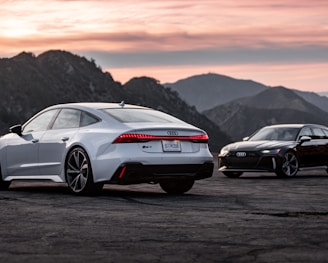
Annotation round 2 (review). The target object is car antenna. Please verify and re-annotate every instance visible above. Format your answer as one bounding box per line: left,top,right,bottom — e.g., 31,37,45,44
119,101,125,108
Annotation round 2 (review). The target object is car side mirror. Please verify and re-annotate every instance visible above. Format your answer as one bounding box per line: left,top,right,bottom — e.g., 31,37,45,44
299,136,311,143
243,137,249,141
9,124,22,136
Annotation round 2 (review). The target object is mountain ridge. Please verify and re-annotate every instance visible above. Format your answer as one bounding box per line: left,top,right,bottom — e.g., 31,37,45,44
1,50,328,150
0,50,230,150
165,73,328,114
164,73,269,111
204,86,328,140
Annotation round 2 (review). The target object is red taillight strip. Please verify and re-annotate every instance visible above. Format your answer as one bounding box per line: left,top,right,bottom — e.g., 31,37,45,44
113,133,208,143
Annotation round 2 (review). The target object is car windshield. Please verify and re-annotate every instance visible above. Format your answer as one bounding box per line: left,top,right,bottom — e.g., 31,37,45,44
102,108,184,123
249,127,300,141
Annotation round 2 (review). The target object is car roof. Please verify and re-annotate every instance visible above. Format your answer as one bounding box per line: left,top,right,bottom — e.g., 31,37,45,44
45,102,149,111
265,124,328,129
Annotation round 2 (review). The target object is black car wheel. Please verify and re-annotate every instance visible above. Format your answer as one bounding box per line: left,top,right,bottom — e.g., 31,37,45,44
65,147,103,195
0,173,11,190
0,167,10,190
276,151,299,177
159,179,194,194
222,171,243,178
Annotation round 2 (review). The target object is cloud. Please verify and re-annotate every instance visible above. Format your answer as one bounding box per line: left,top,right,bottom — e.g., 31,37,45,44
80,46,328,69
1,0,328,91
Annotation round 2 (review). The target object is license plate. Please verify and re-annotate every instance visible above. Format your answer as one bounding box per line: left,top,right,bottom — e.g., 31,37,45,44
162,140,181,152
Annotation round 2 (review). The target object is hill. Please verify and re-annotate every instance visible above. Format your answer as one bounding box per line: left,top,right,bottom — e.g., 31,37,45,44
204,87,328,141
295,90,328,112
165,73,328,114
0,50,230,150
164,73,268,111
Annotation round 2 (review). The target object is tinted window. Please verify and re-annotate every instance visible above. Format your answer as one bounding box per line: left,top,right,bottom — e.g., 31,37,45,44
23,109,58,133
298,127,312,139
52,109,80,129
80,111,99,127
103,108,184,123
322,129,328,137
249,127,299,141
312,128,325,139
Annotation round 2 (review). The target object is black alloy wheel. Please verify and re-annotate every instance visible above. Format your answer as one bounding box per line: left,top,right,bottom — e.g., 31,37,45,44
0,169,10,190
276,151,299,177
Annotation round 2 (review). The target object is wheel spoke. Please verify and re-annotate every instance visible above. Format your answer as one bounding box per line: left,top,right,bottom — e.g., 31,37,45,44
285,166,291,175
67,161,80,174
69,174,80,190
290,164,297,170
289,155,296,163
74,152,80,167
79,174,87,187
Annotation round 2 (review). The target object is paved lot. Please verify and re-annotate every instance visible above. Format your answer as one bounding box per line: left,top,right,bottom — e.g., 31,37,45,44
1,160,328,263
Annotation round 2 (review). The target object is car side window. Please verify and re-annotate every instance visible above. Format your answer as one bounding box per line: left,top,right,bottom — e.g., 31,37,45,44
322,129,328,138
23,109,59,133
298,127,312,140
80,111,99,127
52,109,81,130
312,128,325,139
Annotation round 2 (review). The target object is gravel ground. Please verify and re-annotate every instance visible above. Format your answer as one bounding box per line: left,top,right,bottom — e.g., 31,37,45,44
0,160,328,263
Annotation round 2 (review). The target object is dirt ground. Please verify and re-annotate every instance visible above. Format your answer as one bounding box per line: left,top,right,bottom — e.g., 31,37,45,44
1,159,328,263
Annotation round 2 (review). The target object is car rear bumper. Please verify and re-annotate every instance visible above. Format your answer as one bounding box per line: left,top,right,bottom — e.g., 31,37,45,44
108,162,214,184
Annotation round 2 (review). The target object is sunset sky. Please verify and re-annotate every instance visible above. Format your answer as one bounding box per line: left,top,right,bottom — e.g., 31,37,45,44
1,0,328,92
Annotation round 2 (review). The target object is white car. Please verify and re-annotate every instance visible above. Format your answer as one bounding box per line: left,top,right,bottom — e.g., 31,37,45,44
0,102,214,195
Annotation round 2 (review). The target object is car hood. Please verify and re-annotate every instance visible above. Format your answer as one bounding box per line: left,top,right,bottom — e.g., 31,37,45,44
223,140,296,151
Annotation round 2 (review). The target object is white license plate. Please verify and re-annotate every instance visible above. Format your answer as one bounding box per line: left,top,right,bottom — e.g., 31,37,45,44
162,140,181,152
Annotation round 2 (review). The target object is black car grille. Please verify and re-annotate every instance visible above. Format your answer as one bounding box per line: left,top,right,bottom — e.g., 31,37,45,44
226,151,260,167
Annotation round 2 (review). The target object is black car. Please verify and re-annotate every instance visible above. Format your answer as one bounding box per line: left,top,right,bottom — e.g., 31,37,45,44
218,124,328,177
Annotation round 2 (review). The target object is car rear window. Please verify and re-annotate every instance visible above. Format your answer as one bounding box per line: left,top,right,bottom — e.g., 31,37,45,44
102,108,184,123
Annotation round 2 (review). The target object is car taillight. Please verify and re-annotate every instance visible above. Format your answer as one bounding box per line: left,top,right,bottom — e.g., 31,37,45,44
113,133,208,143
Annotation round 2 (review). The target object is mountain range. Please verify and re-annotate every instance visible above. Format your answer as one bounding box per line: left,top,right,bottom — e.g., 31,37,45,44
164,73,267,112
203,87,328,140
165,73,328,141
1,50,327,151
0,50,230,151
164,73,328,114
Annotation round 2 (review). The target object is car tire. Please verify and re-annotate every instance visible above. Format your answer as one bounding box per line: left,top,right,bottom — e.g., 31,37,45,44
0,167,10,190
276,151,299,177
159,179,194,194
65,147,103,195
222,171,243,178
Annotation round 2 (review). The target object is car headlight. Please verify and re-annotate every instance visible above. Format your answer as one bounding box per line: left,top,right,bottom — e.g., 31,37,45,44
261,149,281,154
219,147,229,156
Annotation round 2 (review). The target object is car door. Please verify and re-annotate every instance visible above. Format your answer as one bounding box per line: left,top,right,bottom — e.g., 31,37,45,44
310,127,328,166
322,128,328,166
38,108,81,176
297,127,328,167
296,127,317,167
5,109,59,176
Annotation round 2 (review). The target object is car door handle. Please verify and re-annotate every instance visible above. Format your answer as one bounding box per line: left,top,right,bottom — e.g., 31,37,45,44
61,137,69,142
32,139,39,143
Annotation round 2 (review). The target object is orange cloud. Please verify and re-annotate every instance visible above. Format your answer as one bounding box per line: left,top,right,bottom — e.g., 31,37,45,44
1,0,328,92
